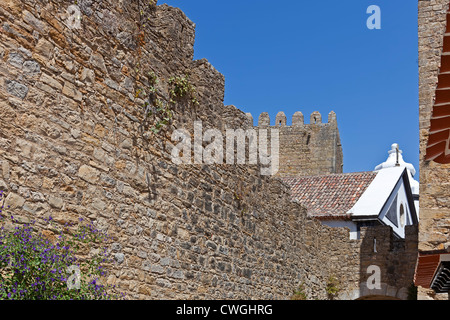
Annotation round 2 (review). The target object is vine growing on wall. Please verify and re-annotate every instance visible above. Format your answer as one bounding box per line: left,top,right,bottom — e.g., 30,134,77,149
135,73,200,135
133,2,199,136
133,0,173,135
168,75,199,106
136,71,174,134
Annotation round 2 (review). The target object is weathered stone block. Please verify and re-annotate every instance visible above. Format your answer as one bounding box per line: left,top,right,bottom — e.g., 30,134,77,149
5,192,25,209
23,10,48,34
48,196,64,209
7,52,24,69
5,80,28,99
115,253,125,265
77,165,100,184
23,60,41,76
34,38,54,59
62,81,83,102
1,0,23,15
89,52,107,74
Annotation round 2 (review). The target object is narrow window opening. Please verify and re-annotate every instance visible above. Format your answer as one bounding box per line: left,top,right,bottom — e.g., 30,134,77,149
400,204,406,228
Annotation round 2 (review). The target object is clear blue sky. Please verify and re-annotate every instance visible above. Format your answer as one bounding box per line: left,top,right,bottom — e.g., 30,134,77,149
161,0,419,177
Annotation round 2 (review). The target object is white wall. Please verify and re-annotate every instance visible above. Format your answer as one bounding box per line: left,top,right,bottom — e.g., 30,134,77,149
379,179,413,239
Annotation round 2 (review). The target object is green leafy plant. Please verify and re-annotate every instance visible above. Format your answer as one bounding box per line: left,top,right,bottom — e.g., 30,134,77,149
137,72,174,134
136,71,158,100
168,75,199,106
326,275,340,300
0,191,123,300
291,283,307,300
148,99,173,134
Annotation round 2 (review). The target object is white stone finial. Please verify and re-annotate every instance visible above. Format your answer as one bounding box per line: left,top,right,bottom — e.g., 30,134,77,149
375,143,420,198
375,143,416,176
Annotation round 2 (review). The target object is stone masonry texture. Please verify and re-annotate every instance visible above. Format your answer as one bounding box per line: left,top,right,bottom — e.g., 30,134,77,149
250,111,343,178
419,0,450,300
0,0,417,300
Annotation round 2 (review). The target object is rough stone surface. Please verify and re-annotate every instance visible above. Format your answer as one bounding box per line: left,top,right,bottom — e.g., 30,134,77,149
254,111,344,177
0,0,417,300
5,80,28,99
418,0,450,301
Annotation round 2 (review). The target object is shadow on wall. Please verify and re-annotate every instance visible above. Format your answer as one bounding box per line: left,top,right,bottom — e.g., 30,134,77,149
356,225,418,300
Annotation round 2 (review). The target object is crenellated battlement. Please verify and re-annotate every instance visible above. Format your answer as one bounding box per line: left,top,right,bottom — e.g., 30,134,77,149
245,111,338,128
244,111,343,177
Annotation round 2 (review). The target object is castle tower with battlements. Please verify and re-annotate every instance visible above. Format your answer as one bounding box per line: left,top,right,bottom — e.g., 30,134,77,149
245,111,343,177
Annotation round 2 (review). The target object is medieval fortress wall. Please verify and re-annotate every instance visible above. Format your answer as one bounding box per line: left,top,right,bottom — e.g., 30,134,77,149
0,0,415,300
418,0,450,300
419,0,450,253
247,110,343,178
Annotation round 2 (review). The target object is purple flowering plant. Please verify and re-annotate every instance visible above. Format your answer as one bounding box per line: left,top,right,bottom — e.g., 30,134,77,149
0,191,124,300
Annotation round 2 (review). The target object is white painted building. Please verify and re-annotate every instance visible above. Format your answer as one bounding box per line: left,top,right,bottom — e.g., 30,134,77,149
374,143,420,218
283,144,419,240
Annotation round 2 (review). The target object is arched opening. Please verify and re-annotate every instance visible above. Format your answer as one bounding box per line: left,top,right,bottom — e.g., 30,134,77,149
400,204,405,227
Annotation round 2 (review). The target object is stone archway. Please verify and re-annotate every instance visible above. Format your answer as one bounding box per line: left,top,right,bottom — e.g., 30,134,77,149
356,295,401,301
337,284,409,300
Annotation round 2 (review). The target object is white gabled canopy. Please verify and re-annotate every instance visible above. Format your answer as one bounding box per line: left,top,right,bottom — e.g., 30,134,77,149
348,167,405,218
347,144,419,239
374,143,420,197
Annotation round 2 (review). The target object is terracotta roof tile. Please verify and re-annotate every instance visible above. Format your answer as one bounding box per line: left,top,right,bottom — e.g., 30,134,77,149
282,172,378,220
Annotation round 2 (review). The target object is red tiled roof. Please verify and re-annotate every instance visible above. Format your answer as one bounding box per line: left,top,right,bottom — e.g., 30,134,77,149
282,172,378,220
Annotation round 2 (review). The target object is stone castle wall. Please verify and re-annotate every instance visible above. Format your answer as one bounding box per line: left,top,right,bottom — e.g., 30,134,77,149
246,110,343,178
0,0,415,300
357,226,418,300
418,0,450,300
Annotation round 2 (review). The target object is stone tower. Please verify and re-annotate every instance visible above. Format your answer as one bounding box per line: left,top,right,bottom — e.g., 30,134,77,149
247,111,343,177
